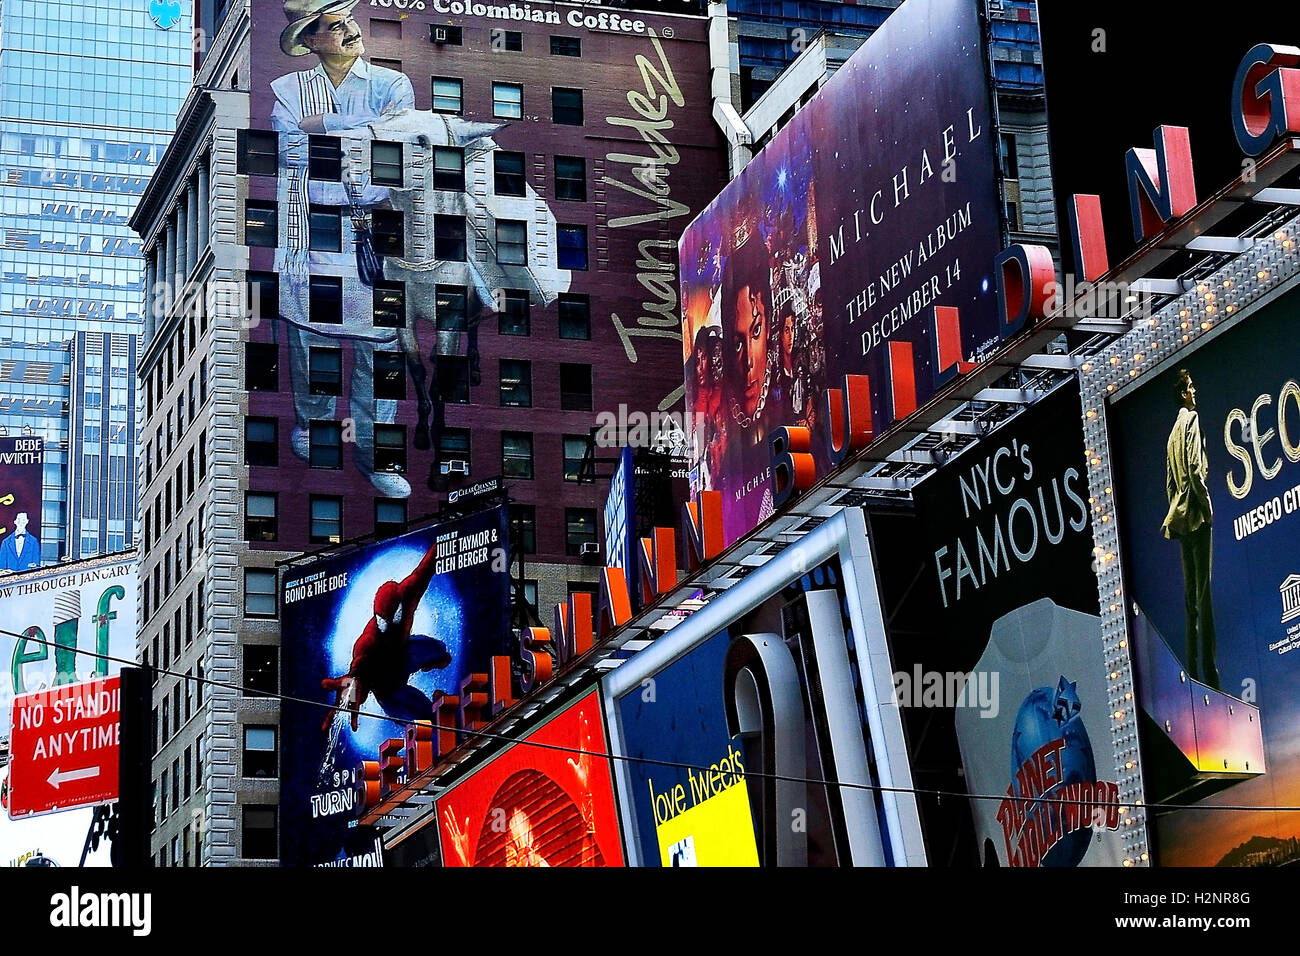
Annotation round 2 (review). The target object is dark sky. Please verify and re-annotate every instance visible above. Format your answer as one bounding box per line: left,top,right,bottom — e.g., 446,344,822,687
1038,3,1300,271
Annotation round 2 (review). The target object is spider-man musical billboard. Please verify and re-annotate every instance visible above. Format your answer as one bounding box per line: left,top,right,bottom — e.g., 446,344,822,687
436,688,623,867
280,506,510,866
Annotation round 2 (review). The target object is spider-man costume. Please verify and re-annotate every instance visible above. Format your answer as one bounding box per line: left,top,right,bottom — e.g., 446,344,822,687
321,541,452,731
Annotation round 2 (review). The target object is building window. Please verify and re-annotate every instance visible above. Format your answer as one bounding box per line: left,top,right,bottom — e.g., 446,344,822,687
374,351,406,400
309,421,343,469
245,201,277,246
238,130,278,176
243,727,278,778
499,359,531,407
246,343,279,391
310,496,343,544
494,29,523,51
309,347,343,396
437,356,470,403
244,569,277,618
493,82,523,119
373,281,405,328
552,87,583,125
496,220,527,265
433,146,464,190
498,289,529,336
375,425,407,474
242,807,277,860
244,645,278,697
502,432,533,479
375,499,407,538
372,141,404,186
509,504,537,554
309,207,343,252
439,427,471,467
248,271,278,324
372,210,404,257
563,434,588,482
560,362,593,410
493,151,526,197
310,276,343,324
554,156,586,201
245,492,278,542
436,285,467,331
565,508,598,556
372,57,403,73
434,215,467,260
550,35,581,57
558,293,590,339
308,135,343,180
558,224,589,270
999,132,1019,180
431,24,462,44
432,76,463,113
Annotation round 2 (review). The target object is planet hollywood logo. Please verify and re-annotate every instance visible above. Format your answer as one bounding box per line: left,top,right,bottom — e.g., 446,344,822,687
994,677,1121,867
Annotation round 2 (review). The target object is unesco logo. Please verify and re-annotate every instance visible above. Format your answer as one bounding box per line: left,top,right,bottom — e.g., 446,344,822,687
148,0,182,29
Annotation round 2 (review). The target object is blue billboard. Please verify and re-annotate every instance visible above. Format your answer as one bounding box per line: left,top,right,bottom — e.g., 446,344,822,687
280,506,511,866
1110,291,1300,866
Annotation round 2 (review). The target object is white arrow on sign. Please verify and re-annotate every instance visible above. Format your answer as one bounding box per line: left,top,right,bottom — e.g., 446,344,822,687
47,766,100,790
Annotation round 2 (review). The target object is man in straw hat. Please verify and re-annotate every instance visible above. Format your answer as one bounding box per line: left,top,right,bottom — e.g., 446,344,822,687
271,0,413,136
269,0,414,498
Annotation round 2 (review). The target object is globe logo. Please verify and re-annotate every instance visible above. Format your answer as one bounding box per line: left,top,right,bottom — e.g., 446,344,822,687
149,0,182,29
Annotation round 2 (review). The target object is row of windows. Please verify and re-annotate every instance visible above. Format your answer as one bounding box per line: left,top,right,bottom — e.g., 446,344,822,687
391,22,582,58
245,132,587,207
244,202,589,271
246,345,592,410
149,657,205,754
248,273,592,340
239,503,595,618
430,78,584,124
246,492,406,547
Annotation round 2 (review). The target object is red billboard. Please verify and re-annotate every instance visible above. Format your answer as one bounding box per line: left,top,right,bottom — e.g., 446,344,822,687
7,676,121,819
436,688,622,866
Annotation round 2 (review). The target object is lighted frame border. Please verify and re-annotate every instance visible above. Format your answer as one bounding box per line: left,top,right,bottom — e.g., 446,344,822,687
600,508,928,867
1078,215,1300,867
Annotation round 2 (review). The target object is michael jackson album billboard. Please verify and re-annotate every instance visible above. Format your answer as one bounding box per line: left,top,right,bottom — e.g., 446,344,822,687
436,689,623,867
280,506,510,866
868,381,1124,866
1109,291,1300,866
680,0,1002,545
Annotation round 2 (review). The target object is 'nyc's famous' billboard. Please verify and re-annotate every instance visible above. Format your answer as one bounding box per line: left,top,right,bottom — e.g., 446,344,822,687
681,0,1002,545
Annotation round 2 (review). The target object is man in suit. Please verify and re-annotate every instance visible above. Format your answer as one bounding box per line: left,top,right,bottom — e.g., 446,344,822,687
269,0,415,498
0,512,40,572
1161,369,1219,689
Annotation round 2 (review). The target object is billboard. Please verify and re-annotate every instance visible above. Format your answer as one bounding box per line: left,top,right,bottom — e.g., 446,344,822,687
868,382,1124,866
0,552,137,866
280,506,511,866
604,447,636,599
604,509,925,866
1108,291,1300,866
0,438,44,573
681,0,1002,545
436,688,622,866
245,0,725,521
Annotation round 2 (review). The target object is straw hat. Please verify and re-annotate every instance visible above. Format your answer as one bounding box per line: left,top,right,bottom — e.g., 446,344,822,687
280,0,362,57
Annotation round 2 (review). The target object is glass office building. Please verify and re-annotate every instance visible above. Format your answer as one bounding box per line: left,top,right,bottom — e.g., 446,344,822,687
0,0,191,561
